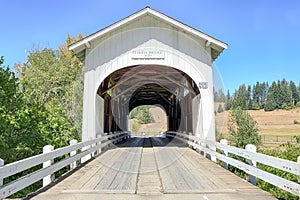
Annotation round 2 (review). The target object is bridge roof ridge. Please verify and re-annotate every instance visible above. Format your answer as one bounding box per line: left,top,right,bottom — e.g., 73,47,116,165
69,6,227,62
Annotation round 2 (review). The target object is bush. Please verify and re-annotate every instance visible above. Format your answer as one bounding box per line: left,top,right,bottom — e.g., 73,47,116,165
251,103,260,110
258,141,300,199
294,120,300,124
282,102,294,110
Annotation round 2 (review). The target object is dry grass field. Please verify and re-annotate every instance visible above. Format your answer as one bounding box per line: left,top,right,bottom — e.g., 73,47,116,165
131,105,300,144
133,107,167,137
215,105,300,137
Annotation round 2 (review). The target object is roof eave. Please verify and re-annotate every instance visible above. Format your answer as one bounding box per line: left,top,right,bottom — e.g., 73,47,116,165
69,7,227,60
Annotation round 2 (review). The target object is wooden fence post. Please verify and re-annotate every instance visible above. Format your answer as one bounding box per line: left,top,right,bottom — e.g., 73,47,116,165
109,132,113,146
0,159,4,186
102,133,107,151
70,140,78,170
43,145,54,187
97,134,101,155
220,139,228,170
297,156,300,183
245,144,257,185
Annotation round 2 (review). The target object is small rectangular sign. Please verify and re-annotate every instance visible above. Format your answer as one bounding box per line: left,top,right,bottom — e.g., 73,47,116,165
199,82,208,89
131,49,165,60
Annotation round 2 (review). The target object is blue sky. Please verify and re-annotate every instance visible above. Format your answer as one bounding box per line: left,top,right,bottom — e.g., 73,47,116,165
1,0,300,93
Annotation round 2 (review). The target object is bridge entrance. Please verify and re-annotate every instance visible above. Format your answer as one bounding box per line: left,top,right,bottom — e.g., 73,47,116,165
69,7,227,142
98,65,199,135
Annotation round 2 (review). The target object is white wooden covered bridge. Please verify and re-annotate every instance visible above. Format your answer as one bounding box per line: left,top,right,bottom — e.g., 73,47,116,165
71,6,226,144
0,7,299,200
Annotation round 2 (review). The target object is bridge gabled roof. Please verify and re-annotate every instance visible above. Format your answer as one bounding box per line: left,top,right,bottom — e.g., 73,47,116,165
70,6,227,62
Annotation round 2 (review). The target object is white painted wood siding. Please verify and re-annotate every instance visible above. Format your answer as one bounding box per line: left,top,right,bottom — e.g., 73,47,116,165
82,15,215,142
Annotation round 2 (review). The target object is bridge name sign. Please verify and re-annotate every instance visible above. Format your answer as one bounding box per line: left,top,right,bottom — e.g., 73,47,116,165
130,49,165,60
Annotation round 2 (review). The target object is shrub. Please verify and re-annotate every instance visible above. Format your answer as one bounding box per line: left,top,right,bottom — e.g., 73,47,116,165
251,103,260,110
282,102,294,110
258,141,300,199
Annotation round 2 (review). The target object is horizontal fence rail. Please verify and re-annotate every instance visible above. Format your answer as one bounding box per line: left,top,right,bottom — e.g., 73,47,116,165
166,131,300,196
222,134,298,144
0,131,130,199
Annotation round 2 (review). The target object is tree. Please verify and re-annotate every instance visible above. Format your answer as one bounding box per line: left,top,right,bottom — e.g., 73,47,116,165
278,79,292,109
264,82,277,111
0,35,83,197
225,90,232,110
290,81,299,106
214,88,226,102
231,84,249,110
261,82,269,108
228,108,261,148
129,105,154,124
0,56,46,163
17,35,83,147
252,82,267,109
252,82,260,106
247,85,252,109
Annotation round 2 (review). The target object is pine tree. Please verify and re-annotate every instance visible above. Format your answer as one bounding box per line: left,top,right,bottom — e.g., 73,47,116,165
278,79,292,109
214,88,226,102
247,85,252,109
252,82,260,106
265,82,277,111
261,82,269,108
290,81,299,106
232,84,248,110
225,90,232,110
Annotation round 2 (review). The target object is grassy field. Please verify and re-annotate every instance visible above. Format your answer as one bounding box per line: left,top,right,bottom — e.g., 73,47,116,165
215,107,300,136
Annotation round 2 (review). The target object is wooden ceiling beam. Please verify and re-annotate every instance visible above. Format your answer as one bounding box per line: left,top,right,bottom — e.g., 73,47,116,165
160,75,195,94
155,91,173,106
100,67,145,95
111,82,141,101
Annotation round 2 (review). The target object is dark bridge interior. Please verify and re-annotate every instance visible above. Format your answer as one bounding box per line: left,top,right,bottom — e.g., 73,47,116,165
97,65,200,133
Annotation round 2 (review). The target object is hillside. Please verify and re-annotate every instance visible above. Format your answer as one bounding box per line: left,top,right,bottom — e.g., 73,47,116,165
215,106,300,136
134,107,167,137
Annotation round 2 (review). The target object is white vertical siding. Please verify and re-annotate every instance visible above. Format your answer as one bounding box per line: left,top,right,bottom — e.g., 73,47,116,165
82,16,216,142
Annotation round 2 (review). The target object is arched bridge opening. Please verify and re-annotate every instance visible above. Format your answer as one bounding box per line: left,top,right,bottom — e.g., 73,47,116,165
97,65,200,135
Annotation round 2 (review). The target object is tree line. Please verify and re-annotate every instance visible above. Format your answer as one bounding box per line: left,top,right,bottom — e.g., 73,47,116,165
214,79,300,111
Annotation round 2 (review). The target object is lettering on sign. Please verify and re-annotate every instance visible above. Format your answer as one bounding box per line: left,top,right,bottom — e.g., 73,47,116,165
131,49,165,60
199,82,208,89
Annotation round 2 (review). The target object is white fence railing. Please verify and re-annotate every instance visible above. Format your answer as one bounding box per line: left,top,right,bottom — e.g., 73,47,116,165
0,131,130,199
1,131,299,198
166,131,300,196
